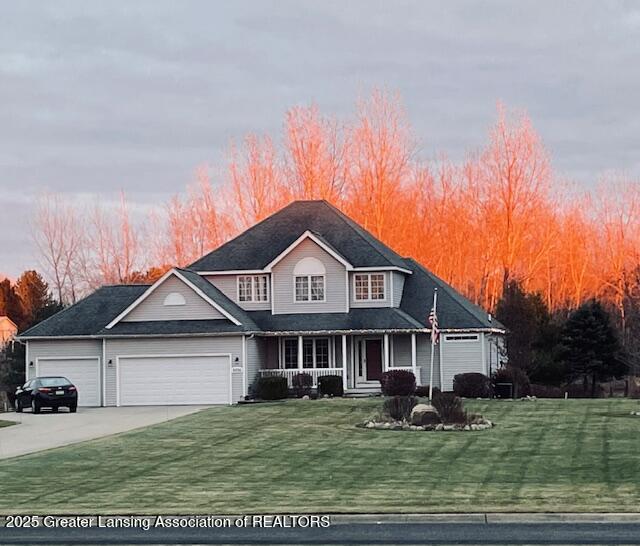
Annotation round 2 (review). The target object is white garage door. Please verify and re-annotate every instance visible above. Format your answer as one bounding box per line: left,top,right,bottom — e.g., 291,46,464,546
37,357,101,407
118,354,231,406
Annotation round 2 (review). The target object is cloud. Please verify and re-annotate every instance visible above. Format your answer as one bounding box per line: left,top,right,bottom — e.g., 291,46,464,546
1,0,639,276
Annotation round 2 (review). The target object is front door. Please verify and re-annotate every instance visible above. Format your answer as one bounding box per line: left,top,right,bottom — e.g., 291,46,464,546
365,339,383,381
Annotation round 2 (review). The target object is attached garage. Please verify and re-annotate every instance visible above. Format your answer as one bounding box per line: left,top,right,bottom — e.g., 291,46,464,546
37,357,101,407
116,354,232,406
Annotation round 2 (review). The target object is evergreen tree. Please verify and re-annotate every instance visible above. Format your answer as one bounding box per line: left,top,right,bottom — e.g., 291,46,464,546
0,279,26,331
495,280,549,374
15,270,52,329
560,300,627,397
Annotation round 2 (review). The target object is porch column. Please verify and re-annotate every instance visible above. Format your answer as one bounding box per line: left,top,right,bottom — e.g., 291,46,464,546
297,335,303,371
411,333,418,384
383,333,390,371
341,335,348,391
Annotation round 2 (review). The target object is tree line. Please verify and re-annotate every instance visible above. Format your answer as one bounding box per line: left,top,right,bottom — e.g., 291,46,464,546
0,271,63,389
30,90,640,374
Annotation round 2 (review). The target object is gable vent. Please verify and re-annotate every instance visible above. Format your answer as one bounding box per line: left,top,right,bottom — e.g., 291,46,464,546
163,292,186,306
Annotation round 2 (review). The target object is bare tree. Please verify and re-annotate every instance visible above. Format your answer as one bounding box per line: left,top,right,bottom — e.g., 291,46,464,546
32,193,84,303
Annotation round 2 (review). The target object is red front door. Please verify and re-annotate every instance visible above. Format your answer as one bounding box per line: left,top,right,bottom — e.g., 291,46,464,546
365,339,383,381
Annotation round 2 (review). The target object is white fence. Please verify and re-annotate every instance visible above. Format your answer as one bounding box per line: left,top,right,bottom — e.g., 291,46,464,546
259,368,344,388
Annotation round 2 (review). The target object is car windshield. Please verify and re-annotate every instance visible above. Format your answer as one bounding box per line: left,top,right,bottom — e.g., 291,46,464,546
38,377,71,387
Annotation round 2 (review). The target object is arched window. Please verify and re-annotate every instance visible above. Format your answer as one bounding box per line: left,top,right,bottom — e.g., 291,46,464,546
293,257,325,302
163,292,186,306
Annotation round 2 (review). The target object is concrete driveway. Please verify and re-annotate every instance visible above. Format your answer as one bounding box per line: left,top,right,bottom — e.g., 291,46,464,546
0,406,208,459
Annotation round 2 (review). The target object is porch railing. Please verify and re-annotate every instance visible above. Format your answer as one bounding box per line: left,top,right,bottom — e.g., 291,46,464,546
259,368,344,388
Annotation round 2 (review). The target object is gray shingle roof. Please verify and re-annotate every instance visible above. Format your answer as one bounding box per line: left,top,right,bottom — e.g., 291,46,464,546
188,200,409,271
20,285,149,337
399,258,505,331
99,320,248,336
248,308,424,333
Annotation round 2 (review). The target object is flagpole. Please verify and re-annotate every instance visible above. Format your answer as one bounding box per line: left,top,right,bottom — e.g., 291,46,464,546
428,288,438,402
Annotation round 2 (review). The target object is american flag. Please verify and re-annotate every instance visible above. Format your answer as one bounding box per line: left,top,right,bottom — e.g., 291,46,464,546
428,306,439,344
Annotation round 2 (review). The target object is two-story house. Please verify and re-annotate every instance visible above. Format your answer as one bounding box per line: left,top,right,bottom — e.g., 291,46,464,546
19,200,505,406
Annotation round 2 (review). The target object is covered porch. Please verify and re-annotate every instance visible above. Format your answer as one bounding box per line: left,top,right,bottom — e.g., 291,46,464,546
257,333,426,390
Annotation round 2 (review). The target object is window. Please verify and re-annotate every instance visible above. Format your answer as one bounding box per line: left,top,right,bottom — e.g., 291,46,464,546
163,292,186,306
444,334,479,342
281,337,332,369
283,339,298,369
238,275,269,302
293,257,326,303
354,273,385,301
295,276,309,301
315,339,329,368
303,339,314,368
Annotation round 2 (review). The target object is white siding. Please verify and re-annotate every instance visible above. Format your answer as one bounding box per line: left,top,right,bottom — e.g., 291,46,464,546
416,334,441,389
391,271,405,307
391,334,412,367
246,336,266,393
27,340,102,381
440,334,484,391
272,238,347,314
123,276,224,322
206,274,271,311
104,336,243,406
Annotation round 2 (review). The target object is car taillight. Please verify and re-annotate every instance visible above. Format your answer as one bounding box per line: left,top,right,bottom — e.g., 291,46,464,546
38,387,52,393
68,386,76,391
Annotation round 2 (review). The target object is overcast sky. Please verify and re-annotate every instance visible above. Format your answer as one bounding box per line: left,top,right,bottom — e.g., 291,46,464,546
1,0,639,278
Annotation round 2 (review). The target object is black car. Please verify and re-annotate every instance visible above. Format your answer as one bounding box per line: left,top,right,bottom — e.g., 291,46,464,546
15,376,78,413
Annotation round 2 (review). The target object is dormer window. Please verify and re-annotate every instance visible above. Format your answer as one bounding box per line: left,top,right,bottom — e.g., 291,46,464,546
238,275,269,302
354,273,385,301
163,292,186,306
293,257,326,302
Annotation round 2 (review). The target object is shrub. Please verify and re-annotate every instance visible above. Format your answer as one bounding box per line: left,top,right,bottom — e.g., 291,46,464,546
414,385,441,398
531,384,564,398
492,366,531,398
317,375,344,397
254,376,288,400
431,391,466,424
383,395,418,421
291,372,313,397
453,373,491,398
380,369,416,396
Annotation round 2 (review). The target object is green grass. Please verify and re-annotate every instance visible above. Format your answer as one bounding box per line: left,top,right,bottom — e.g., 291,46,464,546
1,399,639,514
0,419,16,428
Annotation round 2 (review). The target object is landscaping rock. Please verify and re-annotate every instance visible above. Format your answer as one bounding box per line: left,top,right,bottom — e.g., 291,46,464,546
410,404,441,426
365,421,375,428
302,395,310,400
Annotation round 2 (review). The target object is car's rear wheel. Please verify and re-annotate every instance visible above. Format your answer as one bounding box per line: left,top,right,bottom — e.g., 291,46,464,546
31,399,41,414
15,399,23,413
69,404,77,413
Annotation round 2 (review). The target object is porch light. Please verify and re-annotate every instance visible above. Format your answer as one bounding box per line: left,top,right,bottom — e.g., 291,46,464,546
29,361,34,367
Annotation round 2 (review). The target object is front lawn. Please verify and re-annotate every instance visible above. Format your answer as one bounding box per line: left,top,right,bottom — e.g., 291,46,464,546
0,399,639,514
0,419,16,428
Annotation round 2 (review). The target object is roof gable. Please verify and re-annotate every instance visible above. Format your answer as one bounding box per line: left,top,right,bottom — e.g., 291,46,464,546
264,230,353,271
189,200,410,272
105,269,242,329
